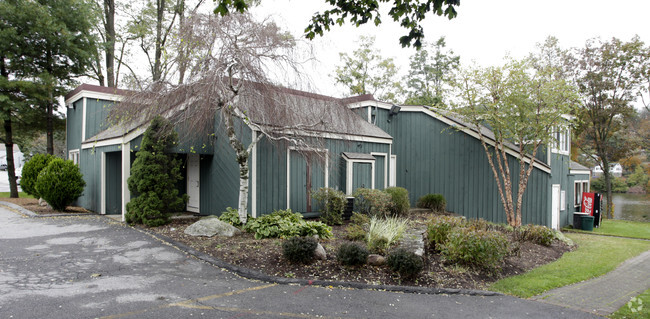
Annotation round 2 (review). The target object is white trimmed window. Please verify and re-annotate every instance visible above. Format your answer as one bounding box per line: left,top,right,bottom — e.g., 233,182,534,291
69,150,80,165
574,180,590,207
552,127,570,154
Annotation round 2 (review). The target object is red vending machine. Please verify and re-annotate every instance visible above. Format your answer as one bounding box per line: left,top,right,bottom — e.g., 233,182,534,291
581,192,602,228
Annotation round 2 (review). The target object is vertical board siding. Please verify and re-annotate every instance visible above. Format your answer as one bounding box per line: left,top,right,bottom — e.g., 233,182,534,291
84,99,115,140
352,162,372,190
105,152,122,214
78,145,121,213
373,154,386,189
373,108,551,227
551,153,571,227
66,100,83,152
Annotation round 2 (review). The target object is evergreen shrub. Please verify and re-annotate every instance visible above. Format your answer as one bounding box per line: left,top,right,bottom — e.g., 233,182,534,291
337,242,369,266
417,193,446,212
282,236,318,264
312,187,346,225
353,188,392,218
441,228,509,270
21,153,55,197
387,248,424,279
125,116,187,227
34,158,85,211
385,187,410,216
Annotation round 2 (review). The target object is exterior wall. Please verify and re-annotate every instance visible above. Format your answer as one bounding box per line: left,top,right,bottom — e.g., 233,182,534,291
84,98,116,140
66,100,83,152
77,144,122,213
550,153,571,227
361,105,551,226
567,172,591,226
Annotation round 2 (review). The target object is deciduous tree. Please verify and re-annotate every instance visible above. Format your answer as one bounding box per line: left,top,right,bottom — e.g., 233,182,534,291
404,37,459,107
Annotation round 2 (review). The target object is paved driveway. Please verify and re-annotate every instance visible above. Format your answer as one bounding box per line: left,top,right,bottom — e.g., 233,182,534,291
0,204,598,319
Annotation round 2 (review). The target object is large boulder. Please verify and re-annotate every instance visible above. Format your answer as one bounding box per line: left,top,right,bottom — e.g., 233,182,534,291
184,217,241,237
314,243,327,260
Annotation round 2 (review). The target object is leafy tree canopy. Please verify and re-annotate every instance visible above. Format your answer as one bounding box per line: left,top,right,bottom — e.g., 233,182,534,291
214,0,461,48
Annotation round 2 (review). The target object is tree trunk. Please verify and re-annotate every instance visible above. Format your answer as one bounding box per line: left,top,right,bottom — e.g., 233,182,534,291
224,111,249,223
601,158,614,219
3,115,19,198
153,0,165,82
104,0,115,87
46,97,54,155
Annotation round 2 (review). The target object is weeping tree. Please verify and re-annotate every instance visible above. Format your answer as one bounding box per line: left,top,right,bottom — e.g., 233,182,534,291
111,13,358,224
453,51,577,227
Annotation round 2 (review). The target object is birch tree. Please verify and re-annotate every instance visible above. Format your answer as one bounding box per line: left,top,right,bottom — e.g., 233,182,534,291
453,53,577,227
111,13,356,224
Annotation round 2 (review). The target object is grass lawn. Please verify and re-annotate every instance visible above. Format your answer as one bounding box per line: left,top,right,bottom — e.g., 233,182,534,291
610,288,650,319
0,192,33,198
489,233,650,298
586,219,650,240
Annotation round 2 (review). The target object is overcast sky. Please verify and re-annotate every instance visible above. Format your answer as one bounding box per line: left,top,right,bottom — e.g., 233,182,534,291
250,0,650,99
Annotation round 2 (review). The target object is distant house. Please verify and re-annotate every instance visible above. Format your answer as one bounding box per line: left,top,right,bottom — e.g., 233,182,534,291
592,163,623,178
65,84,589,229
0,144,25,169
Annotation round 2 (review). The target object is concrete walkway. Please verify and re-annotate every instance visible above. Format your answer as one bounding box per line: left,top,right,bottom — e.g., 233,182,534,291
532,247,650,316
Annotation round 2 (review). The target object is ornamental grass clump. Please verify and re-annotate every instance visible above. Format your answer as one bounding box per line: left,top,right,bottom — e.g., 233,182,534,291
312,187,346,225
426,215,466,251
337,242,369,266
417,193,446,212
353,188,392,218
441,227,509,271
282,237,318,264
384,187,410,216
387,248,424,280
366,216,409,254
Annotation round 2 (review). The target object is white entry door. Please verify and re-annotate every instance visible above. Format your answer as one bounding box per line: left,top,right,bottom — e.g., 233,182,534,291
551,184,561,230
187,154,200,213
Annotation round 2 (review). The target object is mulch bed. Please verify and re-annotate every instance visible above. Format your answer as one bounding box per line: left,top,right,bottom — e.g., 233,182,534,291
3,199,573,290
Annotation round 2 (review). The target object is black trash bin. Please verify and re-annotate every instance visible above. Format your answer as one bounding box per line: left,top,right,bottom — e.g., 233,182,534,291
580,215,594,231
573,212,587,229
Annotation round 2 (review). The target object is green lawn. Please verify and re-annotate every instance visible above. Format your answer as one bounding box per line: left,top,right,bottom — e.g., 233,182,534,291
0,192,33,198
610,288,650,319
489,233,650,298
566,219,650,240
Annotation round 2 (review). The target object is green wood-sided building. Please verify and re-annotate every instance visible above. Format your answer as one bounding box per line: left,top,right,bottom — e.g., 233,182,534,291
66,84,589,228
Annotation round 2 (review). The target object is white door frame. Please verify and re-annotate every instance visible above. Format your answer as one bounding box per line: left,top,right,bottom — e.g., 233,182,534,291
551,184,561,230
186,154,200,213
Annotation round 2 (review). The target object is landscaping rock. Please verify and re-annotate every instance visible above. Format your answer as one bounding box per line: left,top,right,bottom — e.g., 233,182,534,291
314,243,327,260
367,254,386,266
398,226,426,257
184,217,241,237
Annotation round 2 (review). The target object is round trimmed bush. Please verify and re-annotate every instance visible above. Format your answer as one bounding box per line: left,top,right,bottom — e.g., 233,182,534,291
34,158,85,211
353,188,392,218
441,228,509,270
282,236,318,264
312,187,346,225
385,187,410,216
21,153,55,197
387,248,424,279
517,224,555,246
426,215,466,251
337,242,369,266
417,193,446,212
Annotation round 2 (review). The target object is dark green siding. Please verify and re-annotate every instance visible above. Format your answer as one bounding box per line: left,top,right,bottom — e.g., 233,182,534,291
78,145,121,213
66,100,83,152
104,152,122,214
369,106,551,227
373,154,386,189
289,152,325,212
352,162,372,190
551,153,571,226
85,98,115,139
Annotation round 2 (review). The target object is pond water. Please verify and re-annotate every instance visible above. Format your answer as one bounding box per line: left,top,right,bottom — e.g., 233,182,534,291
606,193,650,222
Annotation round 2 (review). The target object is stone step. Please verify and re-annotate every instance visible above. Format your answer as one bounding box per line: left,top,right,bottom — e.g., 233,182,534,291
397,226,426,257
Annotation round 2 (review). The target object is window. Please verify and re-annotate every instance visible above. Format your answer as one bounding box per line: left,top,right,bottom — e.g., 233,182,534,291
552,127,570,154
574,180,590,207
69,150,80,165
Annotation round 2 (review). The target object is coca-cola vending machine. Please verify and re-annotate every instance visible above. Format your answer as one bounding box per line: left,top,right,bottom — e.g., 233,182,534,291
581,192,602,228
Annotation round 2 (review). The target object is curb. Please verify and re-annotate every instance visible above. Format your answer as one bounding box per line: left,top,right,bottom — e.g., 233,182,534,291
0,201,96,218
138,226,503,297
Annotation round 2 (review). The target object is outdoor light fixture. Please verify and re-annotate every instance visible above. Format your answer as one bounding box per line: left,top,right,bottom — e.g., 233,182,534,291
389,104,401,116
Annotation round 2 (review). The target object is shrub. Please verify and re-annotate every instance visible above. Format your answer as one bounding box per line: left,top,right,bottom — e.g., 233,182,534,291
21,153,55,197
353,188,392,218
417,193,446,212
344,224,367,241
387,248,424,279
126,116,187,227
337,242,369,266
282,237,318,264
34,158,85,211
243,209,332,239
426,215,465,251
350,212,370,225
312,187,346,225
441,228,509,270
517,224,555,246
367,216,409,253
384,187,410,216
218,207,251,228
